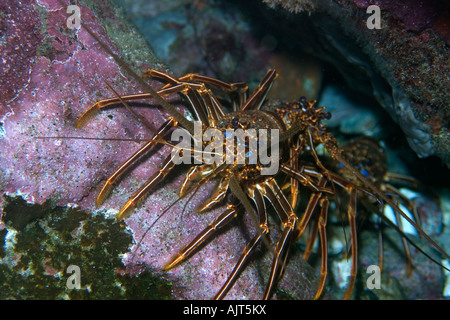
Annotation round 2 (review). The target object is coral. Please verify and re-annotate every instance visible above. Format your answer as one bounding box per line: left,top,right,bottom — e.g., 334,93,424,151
0,195,172,299
0,0,151,209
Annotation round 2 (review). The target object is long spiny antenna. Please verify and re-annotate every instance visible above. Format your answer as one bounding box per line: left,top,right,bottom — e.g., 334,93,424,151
59,0,194,134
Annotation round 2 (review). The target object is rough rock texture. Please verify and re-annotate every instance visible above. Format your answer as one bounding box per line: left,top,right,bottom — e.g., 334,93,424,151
118,0,323,101
263,0,316,13
262,0,450,167
357,228,445,299
0,0,323,299
0,195,173,299
1,0,447,300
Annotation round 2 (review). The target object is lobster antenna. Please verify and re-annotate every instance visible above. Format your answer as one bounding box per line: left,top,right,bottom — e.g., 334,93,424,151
335,152,450,262
60,0,194,134
103,80,158,133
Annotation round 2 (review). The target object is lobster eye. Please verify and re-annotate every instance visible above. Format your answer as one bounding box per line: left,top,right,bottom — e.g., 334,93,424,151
231,117,239,127
323,112,331,120
299,96,307,105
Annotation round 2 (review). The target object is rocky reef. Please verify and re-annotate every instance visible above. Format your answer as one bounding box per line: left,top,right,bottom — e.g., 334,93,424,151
0,0,324,299
263,0,450,167
0,0,448,300
0,195,172,299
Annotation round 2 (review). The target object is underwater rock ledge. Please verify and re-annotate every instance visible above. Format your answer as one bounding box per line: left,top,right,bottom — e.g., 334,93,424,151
262,0,450,167
1,0,447,300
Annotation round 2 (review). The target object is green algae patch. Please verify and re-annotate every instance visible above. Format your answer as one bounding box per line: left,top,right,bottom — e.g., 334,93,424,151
0,195,173,299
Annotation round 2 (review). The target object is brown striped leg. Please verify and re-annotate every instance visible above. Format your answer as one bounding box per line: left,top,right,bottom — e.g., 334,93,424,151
163,204,239,270
280,164,334,195
393,204,413,276
343,187,358,300
117,152,178,219
76,83,203,128
376,215,384,272
314,197,329,299
262,179,298,299
177,72,249,112
146,70,209,124
303,214,320,261
214,187,268,299
197,177,230,213
241,69,278,111
297,176,329,237
96,118,176,206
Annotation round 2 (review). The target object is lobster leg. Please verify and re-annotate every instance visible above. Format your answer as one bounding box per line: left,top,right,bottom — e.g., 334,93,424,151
383,184,417,276
241,69,278,111
288,139,304,209
197,177,230,213
314,197,329,300
280,164,334,195
374,215,384,272
163,204,238,270
197,86,223,124
178,72,248,94
145,69,210,124
393,205,413,276
96,118,176,206
302,213,320,261
297,176,329,237
262,179,298,299
343,187,358,300
117,152,178,219
76,83,203,128
384,184,421,227
177,72,249,112
215,186,268,299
